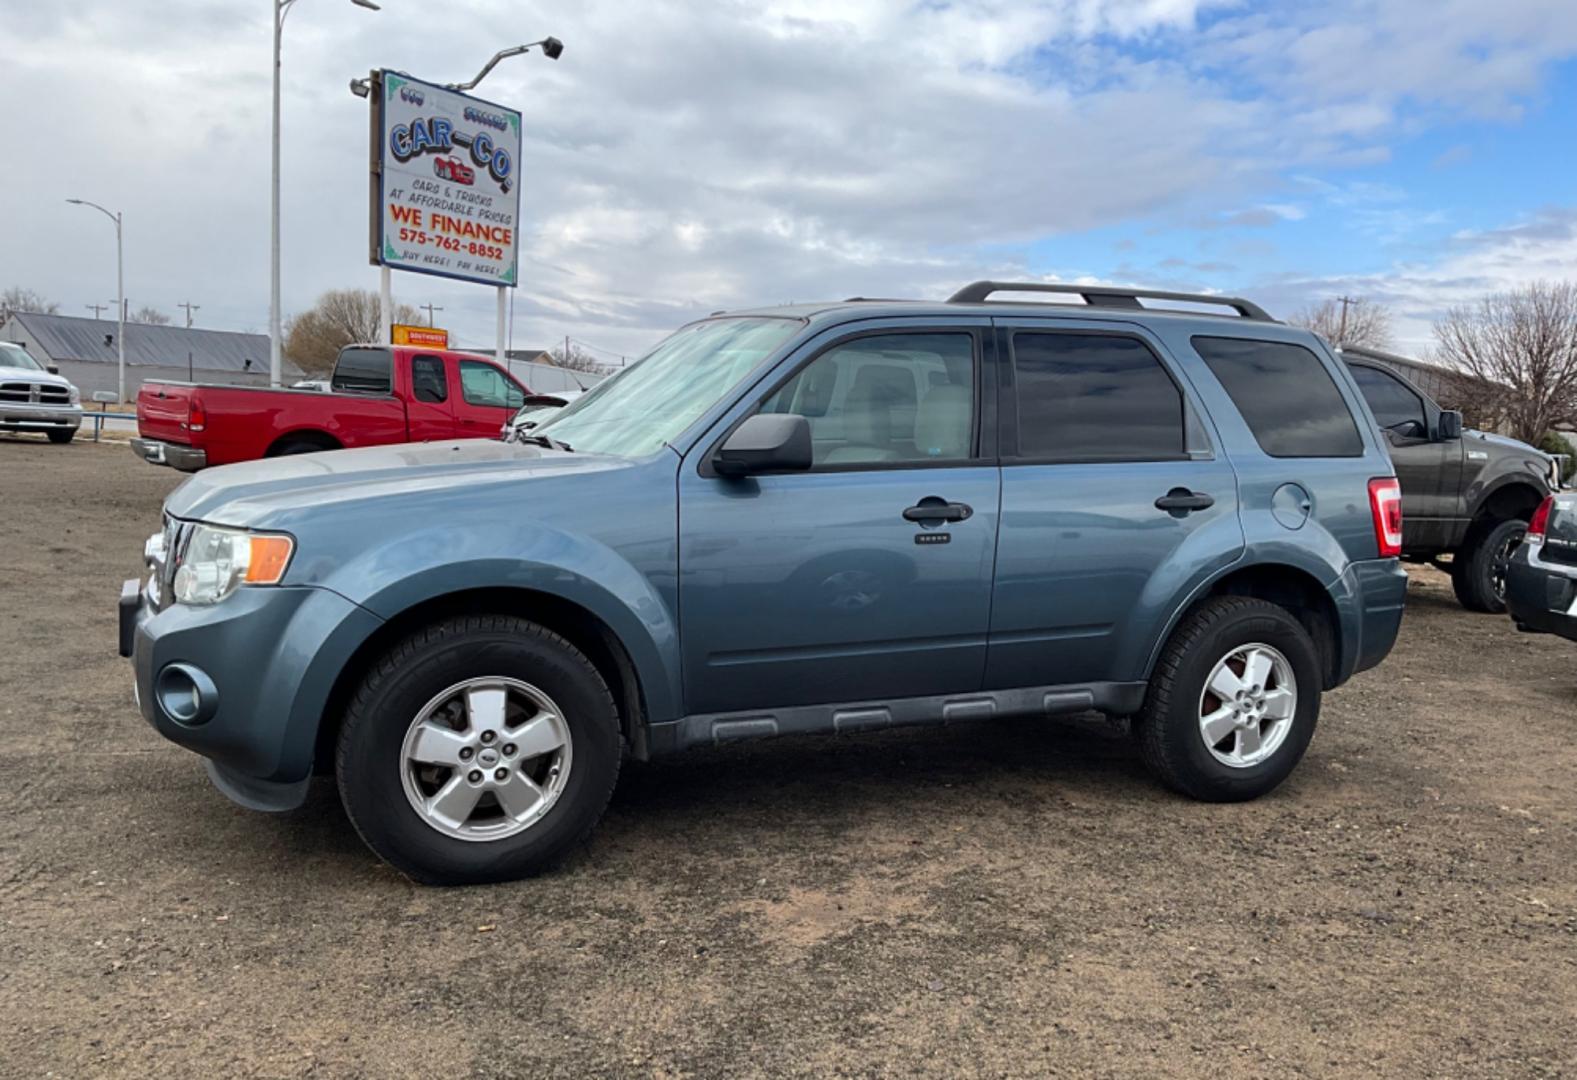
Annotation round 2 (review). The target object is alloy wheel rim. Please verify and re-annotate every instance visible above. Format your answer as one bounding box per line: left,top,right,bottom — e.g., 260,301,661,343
1490,527,1524,602
398,676,573,842
1197,642,1297,768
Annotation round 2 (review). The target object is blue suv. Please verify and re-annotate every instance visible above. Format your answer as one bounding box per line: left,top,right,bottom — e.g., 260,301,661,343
120,282,1407,884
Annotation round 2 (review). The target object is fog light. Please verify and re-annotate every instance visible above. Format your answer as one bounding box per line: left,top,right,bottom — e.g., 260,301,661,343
156,663,219,726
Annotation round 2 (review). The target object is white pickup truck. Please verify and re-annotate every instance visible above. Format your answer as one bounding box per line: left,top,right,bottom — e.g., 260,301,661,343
0,341,83,443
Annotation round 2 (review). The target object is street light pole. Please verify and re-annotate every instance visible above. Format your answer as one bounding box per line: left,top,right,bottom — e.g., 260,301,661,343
271,0,380,389
67,198,125,404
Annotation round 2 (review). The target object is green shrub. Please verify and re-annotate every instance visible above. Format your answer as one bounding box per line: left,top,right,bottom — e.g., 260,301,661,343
1538,432,1576,483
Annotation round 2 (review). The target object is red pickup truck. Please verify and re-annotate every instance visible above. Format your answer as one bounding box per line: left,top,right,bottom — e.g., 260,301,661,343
131,345,528,470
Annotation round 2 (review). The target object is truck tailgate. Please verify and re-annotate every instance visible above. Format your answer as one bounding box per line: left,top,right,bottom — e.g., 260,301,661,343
136,383,196,444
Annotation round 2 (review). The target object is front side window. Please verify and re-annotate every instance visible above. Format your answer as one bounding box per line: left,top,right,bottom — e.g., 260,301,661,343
532,317,802,457
411,355,448,404
759,333,975,466
1193,336,1363,458
1350,364,1425,433
459,361,522,408
1010,332,1184,461
332,347,392,394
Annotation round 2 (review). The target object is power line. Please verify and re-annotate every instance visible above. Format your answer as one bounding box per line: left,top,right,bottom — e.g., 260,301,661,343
179,301,201,328
420,303,444,327
85,303,108,319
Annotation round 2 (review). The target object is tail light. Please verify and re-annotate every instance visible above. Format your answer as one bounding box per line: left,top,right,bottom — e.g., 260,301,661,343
1368,477,1402,557
1527,495,1554,542
187,398,206,433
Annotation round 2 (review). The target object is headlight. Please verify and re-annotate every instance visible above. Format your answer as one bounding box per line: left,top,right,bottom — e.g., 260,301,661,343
68,385,81,405
172,524,295,605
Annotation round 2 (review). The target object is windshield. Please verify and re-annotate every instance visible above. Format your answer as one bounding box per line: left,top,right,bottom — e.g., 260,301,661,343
530,317,801,456
0,343,44,372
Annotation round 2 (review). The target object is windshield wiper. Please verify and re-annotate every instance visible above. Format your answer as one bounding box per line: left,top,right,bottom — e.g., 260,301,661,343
521,433,573,452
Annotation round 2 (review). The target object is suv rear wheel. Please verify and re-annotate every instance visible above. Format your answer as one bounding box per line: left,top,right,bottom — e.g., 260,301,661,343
1450,517,1526,614
1133,597,1320,801
336,615,622,885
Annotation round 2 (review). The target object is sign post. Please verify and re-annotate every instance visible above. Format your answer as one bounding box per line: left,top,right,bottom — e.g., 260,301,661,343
367,70,524,351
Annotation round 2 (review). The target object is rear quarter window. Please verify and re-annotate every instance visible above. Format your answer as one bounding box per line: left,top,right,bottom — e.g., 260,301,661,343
1192,336,1363,458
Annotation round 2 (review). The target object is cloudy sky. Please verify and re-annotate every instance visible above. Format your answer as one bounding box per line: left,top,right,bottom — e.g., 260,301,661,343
5,0,1577,361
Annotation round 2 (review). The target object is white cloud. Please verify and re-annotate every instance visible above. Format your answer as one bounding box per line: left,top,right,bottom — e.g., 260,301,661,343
2,0,1574,357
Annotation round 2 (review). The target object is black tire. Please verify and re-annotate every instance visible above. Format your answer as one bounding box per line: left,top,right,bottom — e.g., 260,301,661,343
336,615,622,885
1133,597,1321,802
1450,518,1526,614
47,429,75,444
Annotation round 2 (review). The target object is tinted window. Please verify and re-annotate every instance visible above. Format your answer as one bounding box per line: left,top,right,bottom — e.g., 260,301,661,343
459,361,524,408
331,347,392,394
1350,364,1425,431
761,333,975,467
1193,336,1363,458
411,355,447,403
1011,333,1184,461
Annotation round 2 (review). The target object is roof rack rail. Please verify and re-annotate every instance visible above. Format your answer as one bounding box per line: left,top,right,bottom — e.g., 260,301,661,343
947,281,1274,322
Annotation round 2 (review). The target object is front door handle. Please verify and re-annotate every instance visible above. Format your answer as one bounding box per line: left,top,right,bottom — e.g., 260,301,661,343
1154,488,1215,513
904,496,973,523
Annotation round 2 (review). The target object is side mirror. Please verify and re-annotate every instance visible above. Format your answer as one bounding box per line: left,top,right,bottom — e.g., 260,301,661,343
1437,410,1463,440
45,363,60,375
714,414,812,476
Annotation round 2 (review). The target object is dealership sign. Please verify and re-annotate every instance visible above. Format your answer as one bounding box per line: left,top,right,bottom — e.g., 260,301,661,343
372,71,522,287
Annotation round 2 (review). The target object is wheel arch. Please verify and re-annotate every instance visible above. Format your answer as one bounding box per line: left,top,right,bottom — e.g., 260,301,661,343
266,429,343,456
1146,561,1345,691
1469,479,1545,529
314,585,652,775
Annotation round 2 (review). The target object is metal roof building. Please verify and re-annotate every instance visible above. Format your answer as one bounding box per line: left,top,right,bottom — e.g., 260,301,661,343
1,311,300,398
1,312,283,373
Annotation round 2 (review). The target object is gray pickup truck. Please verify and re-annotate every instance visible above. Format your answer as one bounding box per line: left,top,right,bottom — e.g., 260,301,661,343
1342,347,1559,613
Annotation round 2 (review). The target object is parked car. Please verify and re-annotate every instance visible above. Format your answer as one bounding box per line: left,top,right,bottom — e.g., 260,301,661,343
1341,347,1558,613
0,340,82,443
120,282,1408,885
130,345,529,470
501,390,583,442
1505,494,1577,641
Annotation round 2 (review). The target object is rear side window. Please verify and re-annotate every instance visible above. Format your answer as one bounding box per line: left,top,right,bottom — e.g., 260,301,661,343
332,347,392,394
1193,336,1363,457
1010,332,1185,461
411,355,448,403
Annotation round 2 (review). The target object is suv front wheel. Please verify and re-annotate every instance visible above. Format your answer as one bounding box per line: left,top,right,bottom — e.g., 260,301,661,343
1134,597,1321,801
336,615,623,885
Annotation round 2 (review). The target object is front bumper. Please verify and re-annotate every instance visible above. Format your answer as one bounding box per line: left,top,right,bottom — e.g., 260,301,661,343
0,402,82,431
131,437,207,471
122,576,383,811
1505,543,1577,642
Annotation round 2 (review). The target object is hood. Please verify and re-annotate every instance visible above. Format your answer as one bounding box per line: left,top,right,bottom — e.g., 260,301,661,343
0,363,73,388
1466,428,1550,460
165,439,640,528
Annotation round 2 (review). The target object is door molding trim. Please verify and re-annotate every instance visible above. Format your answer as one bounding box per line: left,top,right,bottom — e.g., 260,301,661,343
644,681,1147,756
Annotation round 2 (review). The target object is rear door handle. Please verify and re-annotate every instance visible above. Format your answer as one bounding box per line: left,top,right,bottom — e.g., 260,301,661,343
1154,488,1215,513
904,496,973,523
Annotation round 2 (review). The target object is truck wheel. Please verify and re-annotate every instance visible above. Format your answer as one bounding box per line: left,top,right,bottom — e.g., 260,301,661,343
1450,518,1526,614
1133,597,1320,802
47,429,75,444
336,615,622,885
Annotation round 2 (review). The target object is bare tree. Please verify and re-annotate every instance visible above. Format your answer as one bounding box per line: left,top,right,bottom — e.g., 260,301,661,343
1434,281,1577,445
131,305,172,325
284,289,420,375
549,342,614,374
1289,298,1393,350
1,286,61,323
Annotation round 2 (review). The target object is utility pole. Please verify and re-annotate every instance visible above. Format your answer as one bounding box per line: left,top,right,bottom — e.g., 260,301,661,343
86,303,107,319
179,301,200,328
420,302,443,327
1336,295,1358,344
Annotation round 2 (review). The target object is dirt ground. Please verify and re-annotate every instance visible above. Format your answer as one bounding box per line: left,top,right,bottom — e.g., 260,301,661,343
2,434,1574,1079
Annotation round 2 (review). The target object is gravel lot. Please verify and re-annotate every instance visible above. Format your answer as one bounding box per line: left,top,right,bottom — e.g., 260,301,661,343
3,434,1574,1078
